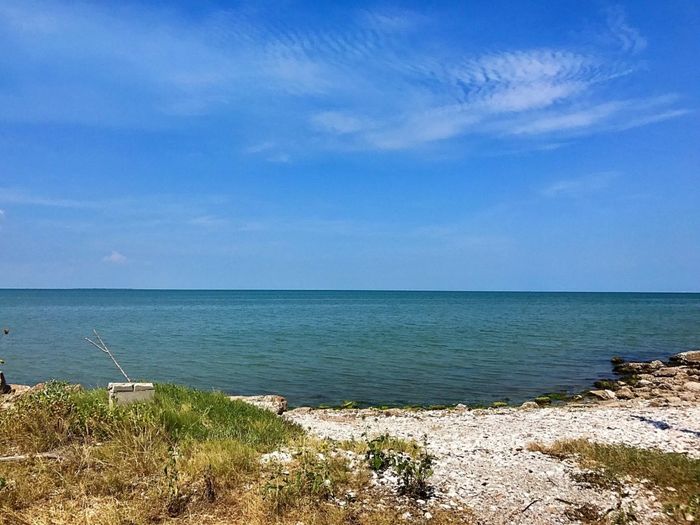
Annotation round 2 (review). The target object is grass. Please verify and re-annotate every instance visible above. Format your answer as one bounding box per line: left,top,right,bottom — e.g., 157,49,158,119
530,439,700,522
0,382,473,524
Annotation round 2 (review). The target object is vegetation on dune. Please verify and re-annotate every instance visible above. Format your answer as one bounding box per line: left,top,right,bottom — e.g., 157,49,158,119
0,382,471,525
530,439,700,523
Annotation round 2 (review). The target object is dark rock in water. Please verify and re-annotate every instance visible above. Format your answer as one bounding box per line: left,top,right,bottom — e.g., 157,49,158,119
593,379,618,390
0,372,11,395
670,350,700,368
613,360,663,375
610,356,625,365
2,328,8,335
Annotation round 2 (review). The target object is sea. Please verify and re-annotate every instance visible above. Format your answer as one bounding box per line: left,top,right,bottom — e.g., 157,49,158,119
0,290,698,407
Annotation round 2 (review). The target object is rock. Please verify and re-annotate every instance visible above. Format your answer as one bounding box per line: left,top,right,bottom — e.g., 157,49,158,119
670,350,700,368
260,450,293,464
0,372,10,395
520,401,539,410
683,381,700,393
229,394,288,415
588,389,616,400
613,360,663,375
654,367,685,377
610,356,625,365
664,396,682,406
637,379,653,387
679,392,696,402
615,386,635,399
0,384,34,410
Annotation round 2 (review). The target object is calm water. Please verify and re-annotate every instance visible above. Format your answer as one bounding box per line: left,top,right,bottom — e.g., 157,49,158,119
0,290,698,406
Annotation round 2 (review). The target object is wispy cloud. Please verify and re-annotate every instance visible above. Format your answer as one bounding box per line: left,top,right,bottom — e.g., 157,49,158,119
188,215,229,227
102,250,127,264
0,187,97,208
605,6,647,54
541,172,618,198
0,2,687,152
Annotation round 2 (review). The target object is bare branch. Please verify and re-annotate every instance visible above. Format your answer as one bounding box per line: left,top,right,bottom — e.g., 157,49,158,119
0,452,64,462
85,331,131,382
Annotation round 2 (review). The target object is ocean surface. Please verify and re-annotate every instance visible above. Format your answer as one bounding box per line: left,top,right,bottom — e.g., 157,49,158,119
0,290,698,407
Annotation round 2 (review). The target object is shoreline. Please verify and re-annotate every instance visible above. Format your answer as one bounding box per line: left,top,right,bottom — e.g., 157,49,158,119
3,350,699,412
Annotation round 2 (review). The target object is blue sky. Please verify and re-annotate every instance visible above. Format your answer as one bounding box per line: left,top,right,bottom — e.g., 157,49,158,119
0,0,698,291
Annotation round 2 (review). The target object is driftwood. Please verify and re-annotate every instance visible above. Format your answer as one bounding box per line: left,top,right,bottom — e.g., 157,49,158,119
85,330,131,382
0,452,64,462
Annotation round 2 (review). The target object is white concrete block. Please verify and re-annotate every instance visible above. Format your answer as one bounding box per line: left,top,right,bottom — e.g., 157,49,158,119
108,382,155,406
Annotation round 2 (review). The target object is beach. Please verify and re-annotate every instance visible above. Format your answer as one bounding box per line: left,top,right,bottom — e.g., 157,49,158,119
288,399,700,524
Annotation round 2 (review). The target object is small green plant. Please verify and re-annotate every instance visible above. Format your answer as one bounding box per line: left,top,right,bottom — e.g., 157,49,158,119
394,449,434,499
364,434,435,500
365,434,395,472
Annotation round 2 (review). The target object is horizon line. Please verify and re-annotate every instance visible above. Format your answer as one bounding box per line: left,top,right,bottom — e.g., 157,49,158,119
1,288,698,294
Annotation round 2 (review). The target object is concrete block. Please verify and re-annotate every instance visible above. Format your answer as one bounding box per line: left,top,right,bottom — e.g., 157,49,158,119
108,382,155,406
109,382,134,393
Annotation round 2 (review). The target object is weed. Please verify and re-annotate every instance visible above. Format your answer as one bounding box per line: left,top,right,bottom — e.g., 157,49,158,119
394,449,434,499
363,433,435,500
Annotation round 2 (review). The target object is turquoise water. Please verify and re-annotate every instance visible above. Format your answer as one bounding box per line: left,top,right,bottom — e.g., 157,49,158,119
0,290,698,406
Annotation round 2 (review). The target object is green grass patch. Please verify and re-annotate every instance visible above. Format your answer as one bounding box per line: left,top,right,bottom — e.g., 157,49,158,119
153,384,302,448
0,381,302,454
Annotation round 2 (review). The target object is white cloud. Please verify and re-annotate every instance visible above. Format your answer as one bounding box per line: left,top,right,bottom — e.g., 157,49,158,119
0,209,5,218
510,102,621,135
102,250,127,264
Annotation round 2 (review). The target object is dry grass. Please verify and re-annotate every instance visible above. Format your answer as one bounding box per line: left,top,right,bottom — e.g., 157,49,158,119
0,382,473,525
529,438,700,522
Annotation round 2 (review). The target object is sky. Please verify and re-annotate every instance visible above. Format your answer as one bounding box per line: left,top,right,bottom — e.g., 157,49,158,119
0,0,698,291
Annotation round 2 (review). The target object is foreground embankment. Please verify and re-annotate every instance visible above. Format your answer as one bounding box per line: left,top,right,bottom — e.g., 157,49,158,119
1,351,698,524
